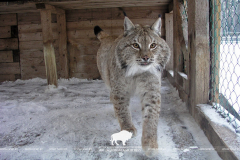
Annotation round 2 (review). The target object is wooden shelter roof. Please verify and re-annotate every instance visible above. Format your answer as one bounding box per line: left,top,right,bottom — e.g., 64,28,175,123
0,0,172,14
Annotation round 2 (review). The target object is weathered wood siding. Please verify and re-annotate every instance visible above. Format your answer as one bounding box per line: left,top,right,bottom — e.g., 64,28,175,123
18,12,60,80
66,6,168,79
0,13,20,82
0,6,168,82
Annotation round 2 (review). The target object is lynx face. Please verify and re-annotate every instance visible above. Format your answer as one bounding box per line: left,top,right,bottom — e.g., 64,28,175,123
115,19,170,77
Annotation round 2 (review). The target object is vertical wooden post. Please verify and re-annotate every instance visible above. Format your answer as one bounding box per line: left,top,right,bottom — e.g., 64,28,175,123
57,12,69,79
165,13,173,71
173,0,184,81
188,0,210,116
210,0,221,103
39,9,58,87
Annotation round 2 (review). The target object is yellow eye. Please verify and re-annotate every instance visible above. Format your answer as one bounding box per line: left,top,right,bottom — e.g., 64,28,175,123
150,43,157,49
132,43,140,49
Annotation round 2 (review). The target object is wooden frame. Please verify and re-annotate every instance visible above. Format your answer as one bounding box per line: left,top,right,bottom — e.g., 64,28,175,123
36,3,69,86
188,0,210,116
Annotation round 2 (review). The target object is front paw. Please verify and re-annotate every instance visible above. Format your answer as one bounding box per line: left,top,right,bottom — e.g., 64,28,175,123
142,137,158,157
121,125,137,137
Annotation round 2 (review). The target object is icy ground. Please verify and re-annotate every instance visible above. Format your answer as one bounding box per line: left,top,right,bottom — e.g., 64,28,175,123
0,78,222,160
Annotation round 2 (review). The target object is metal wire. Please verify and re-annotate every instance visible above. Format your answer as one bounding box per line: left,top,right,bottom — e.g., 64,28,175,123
209,0,240,133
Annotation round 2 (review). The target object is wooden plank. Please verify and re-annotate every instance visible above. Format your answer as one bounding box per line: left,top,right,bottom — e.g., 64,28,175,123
0,1,170,14
178,0,189,76
0,51,13,62
18,32,58,41
210,0,221,104
68,38,100,56
19,40,58,51
0,62,20,74
36,3,65,14
20,49,44,58
68,44,99,79
195,105,240,160
0,26,11,38
57,11,69,79
18,23,58,33
19,41,43,50
188,0,210,116
71,72,100,79
66,6,168,22
0,13,17,26
20,57,45,67
70,63,99,77
21,66,46,80
173,0,183,83
67,18,165,30
0,3,37,15
111,6,167,20
0,74,16,82
0,38,18,50
165,13,173,71
68,27,165,40
18,12,41,25
39,9,58,86
67,28,122,39
47,1,170,10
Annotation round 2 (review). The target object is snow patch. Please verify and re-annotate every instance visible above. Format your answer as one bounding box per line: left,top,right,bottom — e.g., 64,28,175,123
198,104,238,133
0,78,221,159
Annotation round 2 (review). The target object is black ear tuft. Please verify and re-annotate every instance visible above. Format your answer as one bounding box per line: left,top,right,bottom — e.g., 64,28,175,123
158,14,161,18
123,11,127,17
94,26,103,36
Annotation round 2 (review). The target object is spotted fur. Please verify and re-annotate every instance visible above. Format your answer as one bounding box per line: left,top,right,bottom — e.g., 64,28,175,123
95,15,170,157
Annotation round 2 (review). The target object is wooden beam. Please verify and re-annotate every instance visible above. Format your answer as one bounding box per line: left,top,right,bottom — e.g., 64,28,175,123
0,62,20,75
173,0,184,84
0,26,11,38
165,13,173,71
210,0,221,104
0,13,17,26
57,11,69,79
0,51,13,62
38,8,58,87
0,38,18,50
188,0,210,116
178,0,189,76
36,3,65,14
195,105,240,160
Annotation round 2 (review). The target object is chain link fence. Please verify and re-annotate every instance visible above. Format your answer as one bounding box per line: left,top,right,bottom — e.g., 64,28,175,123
209,0,240,133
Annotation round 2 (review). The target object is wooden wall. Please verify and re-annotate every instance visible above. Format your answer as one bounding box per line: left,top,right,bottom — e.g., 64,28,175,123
0,14,20,82
18,12,60,80
66,6,168,79
0,6,168,82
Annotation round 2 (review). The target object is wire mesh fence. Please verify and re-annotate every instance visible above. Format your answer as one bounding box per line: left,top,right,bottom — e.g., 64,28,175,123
209,0,240,132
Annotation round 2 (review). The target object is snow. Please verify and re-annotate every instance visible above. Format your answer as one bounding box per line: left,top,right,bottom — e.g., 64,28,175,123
198,104,237,132
0,78,222,159
178,72,188,79
219,41,240,115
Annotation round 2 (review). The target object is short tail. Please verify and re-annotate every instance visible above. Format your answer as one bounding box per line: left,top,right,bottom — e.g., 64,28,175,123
94,26,109,41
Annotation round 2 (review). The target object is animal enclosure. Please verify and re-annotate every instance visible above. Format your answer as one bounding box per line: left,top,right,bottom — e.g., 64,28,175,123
0,3,169,82
0,0,239,159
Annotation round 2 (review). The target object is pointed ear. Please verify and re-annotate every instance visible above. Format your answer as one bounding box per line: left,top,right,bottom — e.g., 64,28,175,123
124,16,135,36
151,15,162,36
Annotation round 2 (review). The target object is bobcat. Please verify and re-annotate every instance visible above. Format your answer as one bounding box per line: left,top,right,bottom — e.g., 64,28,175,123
94,14,170,157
